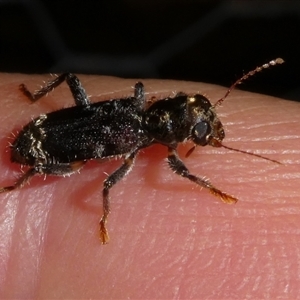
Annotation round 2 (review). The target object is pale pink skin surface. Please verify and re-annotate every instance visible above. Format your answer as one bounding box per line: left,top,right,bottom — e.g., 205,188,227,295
0,73,300,299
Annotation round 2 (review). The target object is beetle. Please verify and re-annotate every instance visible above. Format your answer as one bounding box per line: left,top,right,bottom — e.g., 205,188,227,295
0,58,284,244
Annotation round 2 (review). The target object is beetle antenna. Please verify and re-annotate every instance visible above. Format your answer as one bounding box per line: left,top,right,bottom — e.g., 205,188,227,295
186,142,281,164
213,58,284,108
221,144,281,164
211,138,281,164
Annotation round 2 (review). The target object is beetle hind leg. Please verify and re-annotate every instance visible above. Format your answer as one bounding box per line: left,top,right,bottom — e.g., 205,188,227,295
0,168,37,193
0,161,86,193
42,160,87,176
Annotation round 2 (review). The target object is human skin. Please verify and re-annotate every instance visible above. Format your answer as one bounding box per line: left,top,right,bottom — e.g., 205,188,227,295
0,73,300,299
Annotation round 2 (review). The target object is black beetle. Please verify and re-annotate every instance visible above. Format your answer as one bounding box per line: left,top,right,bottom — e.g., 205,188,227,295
0,58,284,243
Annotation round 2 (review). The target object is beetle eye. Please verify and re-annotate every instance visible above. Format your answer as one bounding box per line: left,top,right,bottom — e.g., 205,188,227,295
191,121,211,145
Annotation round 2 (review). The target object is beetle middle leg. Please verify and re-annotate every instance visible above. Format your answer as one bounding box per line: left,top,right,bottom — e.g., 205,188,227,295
100,151,137,244
167,147,238,204
19,73,91,106
134,82,145,101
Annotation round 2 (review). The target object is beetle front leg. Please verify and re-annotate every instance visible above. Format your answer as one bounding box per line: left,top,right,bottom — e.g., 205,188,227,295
100,151,137,244
19,73,91,106
167,147,238,204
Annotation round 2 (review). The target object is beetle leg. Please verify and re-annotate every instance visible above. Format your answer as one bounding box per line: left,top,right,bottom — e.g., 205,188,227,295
0,168,37,193
100,151,137,244
130,81,147,111
134,82,145,101
41,161,86,176
0,161,86,193
19,73,91,106
167,147,238,204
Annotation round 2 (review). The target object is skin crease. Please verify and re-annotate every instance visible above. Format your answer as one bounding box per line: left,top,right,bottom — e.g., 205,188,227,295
0,73,300,299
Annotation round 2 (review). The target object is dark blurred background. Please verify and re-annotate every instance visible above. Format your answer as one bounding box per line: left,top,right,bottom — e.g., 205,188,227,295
0,0,299,101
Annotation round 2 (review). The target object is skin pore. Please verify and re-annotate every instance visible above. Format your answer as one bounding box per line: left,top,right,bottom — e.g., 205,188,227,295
0,73,300,299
